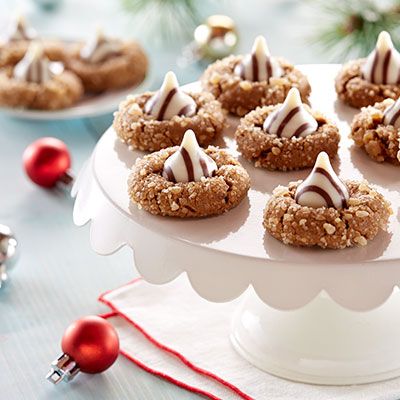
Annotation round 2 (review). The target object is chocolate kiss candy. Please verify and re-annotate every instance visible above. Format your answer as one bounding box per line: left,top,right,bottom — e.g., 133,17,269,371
163,129,217,183
295,152,349,209
144,71,197,121
361,31,400,85
263,87,318,138
5,14,37,42
234,35,282,82
13,42,63,84
80,27,122,64
383,98,400,128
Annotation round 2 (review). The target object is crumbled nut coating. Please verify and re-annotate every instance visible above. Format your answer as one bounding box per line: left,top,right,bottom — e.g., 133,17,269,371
0,66,83,110
0,40,66,68
201,55,311,116
263,181,392,249
128,146,250,218
350,98,400,164
66,41,148,93
114,91,226,152
335,59,400,108
235,105,340,170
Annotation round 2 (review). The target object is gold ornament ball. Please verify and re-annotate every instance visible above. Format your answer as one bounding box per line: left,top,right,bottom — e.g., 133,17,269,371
194,15,238,60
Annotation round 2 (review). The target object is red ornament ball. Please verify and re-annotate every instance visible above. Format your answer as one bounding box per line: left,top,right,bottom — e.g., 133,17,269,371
61,316,119,374
23,137,71,188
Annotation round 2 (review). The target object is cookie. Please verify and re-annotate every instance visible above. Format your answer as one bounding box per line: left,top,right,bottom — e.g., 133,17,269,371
201,36,311,116
335,31,400,108
0,40,66,68
114,71,226,152
236,88,340,171
0,14,65,68
128,130,250,218
263,152,391,249
66,29,148,93
350,98,400,163
0,43,83,110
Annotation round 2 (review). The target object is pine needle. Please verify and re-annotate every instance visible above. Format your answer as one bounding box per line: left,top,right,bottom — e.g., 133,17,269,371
308,0,400,61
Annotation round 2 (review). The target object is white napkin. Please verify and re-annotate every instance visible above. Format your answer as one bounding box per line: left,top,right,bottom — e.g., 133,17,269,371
100,275,400,400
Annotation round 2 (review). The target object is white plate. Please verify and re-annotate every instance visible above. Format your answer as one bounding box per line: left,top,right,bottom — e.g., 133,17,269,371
0,75,152,120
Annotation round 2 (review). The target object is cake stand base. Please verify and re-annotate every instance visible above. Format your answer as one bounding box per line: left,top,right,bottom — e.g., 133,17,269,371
231,288,400,385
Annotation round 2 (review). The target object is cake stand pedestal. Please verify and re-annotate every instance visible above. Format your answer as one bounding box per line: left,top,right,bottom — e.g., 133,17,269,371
231,288,400,385
73,65,400,385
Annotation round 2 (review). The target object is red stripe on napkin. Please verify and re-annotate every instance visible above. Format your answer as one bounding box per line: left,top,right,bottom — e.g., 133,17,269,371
98,279,253,400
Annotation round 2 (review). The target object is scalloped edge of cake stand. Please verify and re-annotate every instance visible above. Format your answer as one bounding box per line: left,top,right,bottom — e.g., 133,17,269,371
72,157,400,312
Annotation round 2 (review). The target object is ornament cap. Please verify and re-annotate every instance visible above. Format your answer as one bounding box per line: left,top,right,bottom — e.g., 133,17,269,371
59,171,74,185
46,353,80,384
0,224,18,289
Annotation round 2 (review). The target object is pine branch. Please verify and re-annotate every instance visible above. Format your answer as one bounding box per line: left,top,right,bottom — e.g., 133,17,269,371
309,0,400,61
121,0,201,43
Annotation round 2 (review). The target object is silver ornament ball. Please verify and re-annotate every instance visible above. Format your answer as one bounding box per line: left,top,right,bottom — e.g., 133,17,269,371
0,224,18,287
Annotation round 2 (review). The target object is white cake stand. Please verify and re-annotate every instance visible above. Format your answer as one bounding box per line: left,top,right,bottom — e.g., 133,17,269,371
73,65,400,385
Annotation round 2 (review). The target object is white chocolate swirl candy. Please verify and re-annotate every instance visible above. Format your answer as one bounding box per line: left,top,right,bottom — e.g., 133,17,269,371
234,35,282,82
145,71,197,121
80,28,122,64
263,88,318,138
383,98,400,128
295,152,349,209
5,14,37,42
163,129,217,183
361,31,400,85
13,42,63,84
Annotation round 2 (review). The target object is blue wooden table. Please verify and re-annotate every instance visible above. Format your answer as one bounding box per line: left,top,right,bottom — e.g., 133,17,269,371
0,1,321,398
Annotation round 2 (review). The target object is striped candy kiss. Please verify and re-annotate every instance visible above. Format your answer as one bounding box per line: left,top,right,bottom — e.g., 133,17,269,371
234,35,282,82
13,42,62,84
6,14,36,42
145,71,197,121
162,129,217,183
383,98,400,129
263,87,318,138
361,31,400,85
80,28,122,64
295,152,349,209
